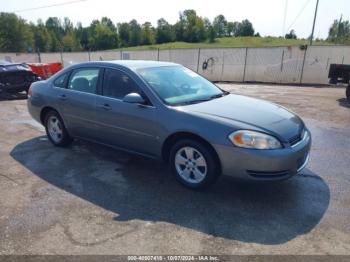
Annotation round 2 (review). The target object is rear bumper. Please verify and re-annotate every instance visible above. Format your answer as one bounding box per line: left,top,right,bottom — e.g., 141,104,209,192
27,97,42,124
214,130,312,180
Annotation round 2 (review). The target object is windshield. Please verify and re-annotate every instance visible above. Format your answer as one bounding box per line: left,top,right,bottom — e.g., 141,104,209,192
137,66,226,105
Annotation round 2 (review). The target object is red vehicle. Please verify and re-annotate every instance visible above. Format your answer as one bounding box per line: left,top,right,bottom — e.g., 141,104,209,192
27,62,63,80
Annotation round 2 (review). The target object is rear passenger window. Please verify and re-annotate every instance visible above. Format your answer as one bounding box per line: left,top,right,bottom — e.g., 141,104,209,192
68,68,99,94
53,73,68,88
103,69,139,99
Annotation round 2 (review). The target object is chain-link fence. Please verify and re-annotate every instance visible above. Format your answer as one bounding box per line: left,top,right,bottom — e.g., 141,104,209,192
1,45,350,85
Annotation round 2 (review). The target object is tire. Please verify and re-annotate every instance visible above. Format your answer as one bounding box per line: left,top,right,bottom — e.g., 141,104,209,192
169,139,221,189
44,110,72,147
346,84,350,102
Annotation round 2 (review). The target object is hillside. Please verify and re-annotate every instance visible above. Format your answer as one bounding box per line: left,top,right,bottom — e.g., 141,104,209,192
119,37,330,51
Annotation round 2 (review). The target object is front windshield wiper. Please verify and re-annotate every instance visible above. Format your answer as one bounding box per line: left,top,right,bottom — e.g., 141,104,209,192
209,91,230,99
175,92,230,106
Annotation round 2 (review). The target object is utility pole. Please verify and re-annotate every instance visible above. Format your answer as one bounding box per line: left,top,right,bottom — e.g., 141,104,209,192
310,0,320,45
282,0,288,36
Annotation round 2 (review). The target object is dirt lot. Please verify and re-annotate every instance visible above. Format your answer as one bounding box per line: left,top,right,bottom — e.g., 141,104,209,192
0,84,349,255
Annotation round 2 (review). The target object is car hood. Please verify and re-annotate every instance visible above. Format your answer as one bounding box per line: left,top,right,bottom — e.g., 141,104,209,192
181,94,304,141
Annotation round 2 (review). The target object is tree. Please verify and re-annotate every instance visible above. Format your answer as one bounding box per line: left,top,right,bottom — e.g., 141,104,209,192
285,29,297,39
141,22,155,45
90,24,118,50
226,22,234,36
328,19,350,44
62,31,81,51
63,17,73,33
118,22,130,47
235,19,254,36
207,26,216,43
156,18,174,44
213,15,227,37
32,23,52,52
179,9,206,42
0,12,34,52
129,19,142,46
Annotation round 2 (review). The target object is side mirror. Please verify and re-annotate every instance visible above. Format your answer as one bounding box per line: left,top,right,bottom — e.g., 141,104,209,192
123,93,146,104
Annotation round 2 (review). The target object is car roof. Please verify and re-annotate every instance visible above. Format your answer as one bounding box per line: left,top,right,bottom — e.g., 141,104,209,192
74,60,179,70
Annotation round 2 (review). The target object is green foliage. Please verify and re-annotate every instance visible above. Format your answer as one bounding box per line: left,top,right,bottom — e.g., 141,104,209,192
0,11,334,53
328,19,350,44
156,18,174,44
285,29,297,39
120,37,330,51
235,20,254,36
0,12,34,52
129,19,142,46
213,15,227,37
141,22,155,45
89,22,118,50
118,22,130,47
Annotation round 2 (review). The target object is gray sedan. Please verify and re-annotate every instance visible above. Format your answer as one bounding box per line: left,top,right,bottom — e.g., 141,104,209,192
27,60,311,189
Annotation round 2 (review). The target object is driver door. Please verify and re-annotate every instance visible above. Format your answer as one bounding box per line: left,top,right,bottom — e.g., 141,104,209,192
94,68,159,156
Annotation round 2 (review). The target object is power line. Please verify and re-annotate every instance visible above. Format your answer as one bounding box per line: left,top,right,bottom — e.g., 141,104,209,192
13,0,87,13
286,0,312,31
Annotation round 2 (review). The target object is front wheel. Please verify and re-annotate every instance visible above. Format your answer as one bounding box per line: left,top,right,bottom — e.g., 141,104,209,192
169,139,221,189
44,110,72,147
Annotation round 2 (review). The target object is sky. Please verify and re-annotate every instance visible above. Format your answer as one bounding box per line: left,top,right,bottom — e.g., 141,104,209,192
1,0,349,39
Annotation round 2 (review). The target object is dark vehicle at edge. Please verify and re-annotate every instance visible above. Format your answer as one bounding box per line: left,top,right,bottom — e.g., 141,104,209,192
0,61,41,95
328,63,350,101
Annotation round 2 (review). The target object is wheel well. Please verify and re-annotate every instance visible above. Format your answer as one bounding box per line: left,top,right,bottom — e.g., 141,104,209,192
40,107,57,124
162,132,221,170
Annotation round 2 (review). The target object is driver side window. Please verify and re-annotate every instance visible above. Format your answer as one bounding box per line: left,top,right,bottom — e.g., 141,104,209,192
102,68,140,99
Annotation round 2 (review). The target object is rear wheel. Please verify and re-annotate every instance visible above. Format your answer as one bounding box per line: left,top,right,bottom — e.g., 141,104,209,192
346,83,350,102
44,110,72,147
169,139,220,189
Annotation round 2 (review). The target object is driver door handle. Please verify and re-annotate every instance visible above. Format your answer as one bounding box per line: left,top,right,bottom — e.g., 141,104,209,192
58,94,67,101
98,103,112,111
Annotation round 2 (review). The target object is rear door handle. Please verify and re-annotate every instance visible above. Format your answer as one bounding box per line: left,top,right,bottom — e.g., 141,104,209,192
58,94,67,101
98,103,112,111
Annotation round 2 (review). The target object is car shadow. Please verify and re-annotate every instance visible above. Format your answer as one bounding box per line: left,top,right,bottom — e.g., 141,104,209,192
10,136,330,245
338,98,350,108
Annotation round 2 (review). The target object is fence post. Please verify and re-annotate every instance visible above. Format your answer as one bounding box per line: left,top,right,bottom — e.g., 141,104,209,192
60,49,63,66
242,47,248,82
280,50,285,72
37,49,41,63
88,50,91,61
196,48,201,72
120,49,123,60
300,46,308,85
157,48,160,61
220,49,225,81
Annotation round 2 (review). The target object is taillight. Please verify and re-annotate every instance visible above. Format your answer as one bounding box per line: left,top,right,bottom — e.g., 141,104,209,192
27,84,33,98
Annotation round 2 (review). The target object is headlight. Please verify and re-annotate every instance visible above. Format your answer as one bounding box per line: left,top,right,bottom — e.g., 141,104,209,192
228,130,282,149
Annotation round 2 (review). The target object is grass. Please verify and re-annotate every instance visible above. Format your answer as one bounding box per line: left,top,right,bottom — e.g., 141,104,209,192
118,37,331,51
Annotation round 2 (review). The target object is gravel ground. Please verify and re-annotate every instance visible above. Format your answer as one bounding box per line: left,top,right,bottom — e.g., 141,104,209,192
0,84,349,255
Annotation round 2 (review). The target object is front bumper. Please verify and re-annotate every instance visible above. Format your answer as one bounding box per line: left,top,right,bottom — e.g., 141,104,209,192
214,130,311,180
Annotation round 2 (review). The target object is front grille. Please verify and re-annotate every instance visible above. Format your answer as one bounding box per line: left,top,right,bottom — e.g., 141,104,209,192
289,128,306,146
246,170,290,178
289,133,302,146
